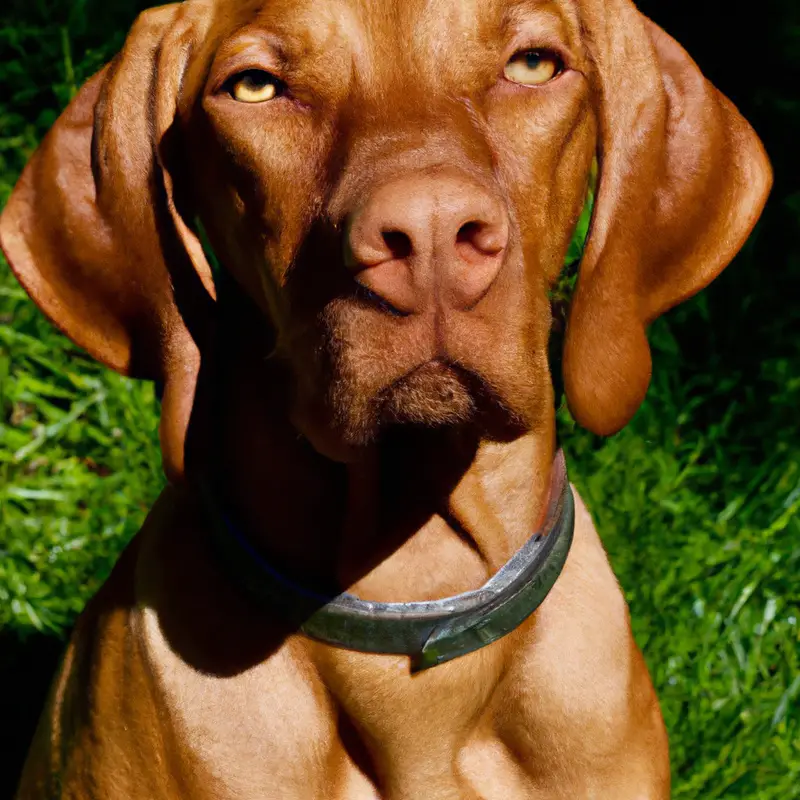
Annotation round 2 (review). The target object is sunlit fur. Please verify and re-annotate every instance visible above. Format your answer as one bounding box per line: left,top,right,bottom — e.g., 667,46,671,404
0,0,771,796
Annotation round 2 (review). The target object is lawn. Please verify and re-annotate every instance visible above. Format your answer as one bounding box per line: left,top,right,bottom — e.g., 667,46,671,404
1,1,799,797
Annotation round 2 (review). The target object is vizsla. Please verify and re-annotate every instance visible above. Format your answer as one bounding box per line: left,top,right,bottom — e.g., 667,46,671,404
0,0,771,797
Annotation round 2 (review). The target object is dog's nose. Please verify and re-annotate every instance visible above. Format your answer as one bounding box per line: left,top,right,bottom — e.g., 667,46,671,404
345,170,508,314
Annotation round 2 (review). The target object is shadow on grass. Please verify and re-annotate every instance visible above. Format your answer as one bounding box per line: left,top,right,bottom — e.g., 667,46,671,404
0,630,69,798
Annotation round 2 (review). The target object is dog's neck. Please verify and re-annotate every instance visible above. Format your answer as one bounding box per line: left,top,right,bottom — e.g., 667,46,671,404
188,305,555,603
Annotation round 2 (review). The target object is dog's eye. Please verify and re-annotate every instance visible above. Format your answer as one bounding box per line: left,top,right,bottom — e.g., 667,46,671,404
227,70,282,103
504,50,563,86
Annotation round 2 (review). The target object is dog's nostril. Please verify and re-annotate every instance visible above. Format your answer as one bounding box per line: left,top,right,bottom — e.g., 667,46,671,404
382,230,413,260
456,220,506,257
456,221,482,245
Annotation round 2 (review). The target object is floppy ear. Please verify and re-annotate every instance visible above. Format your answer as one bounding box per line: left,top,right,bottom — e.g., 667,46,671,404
0,2,215,479
562,3,772,436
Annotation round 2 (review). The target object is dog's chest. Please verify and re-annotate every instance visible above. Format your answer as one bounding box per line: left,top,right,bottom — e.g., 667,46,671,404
133,490,649,799
138,599,620,800
139,599,544,799
138,605,345,798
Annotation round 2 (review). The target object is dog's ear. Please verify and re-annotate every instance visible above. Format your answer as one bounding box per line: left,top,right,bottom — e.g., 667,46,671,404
0,3,215,479
562,3,772,436
0,3,214,380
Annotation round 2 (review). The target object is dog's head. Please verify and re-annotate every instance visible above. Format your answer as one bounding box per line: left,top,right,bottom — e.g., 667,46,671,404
0,0,771,474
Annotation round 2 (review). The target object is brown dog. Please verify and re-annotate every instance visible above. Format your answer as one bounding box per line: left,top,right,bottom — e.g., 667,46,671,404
1,0,770,797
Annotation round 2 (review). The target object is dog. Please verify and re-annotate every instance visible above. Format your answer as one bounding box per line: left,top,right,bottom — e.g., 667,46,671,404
0,0,771,797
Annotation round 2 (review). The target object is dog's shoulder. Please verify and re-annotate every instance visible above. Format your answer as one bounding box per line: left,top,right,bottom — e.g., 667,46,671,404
15,501,178,799
489,487,669,795
508,486,637,716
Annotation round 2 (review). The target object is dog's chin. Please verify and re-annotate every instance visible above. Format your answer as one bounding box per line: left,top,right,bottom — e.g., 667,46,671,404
305,360,470,452
378,360,476,428
322,359,531,454
291,361,534,462
285,298,542,459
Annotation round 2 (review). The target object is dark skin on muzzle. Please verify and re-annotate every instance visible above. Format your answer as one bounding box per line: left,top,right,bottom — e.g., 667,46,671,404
0,0,771,797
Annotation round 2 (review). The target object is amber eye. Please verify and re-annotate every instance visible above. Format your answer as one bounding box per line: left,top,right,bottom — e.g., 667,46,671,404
504,50,563,86
227,70,282,103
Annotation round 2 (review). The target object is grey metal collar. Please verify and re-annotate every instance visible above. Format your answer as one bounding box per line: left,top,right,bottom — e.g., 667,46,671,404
202,450,574,671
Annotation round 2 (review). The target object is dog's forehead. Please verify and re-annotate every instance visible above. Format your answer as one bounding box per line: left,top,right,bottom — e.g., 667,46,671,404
206,0,582,74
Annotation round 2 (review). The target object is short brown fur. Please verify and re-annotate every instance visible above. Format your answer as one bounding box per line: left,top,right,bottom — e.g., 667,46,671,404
0,0,771,797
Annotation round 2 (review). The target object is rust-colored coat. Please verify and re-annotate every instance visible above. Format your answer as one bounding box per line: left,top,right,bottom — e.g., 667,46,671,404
0,0,771,797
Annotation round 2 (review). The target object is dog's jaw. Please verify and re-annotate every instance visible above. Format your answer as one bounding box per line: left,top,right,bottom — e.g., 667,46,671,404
275,268,552,460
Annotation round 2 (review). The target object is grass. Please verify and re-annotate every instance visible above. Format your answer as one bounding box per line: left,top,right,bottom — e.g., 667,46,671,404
560,348,800,797
1,1,799,797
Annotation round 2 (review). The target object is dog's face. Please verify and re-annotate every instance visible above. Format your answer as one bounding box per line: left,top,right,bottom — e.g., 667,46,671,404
184,0,595,451
0,0,771,476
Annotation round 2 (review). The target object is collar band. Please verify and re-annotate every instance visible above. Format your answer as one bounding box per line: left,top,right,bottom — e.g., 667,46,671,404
203,450,574,671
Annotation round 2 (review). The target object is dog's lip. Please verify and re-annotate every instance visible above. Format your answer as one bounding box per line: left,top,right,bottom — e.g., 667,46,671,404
352,283,410,318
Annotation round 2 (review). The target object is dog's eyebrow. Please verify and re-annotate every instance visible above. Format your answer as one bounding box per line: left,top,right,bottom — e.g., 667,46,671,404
500,0,576,29
504,0,568,11
204,31,287,94
498,0,581,57
211,2,370,76
213,30,287,66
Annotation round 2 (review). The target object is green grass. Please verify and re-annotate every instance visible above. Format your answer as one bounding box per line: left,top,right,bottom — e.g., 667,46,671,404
560,346,800,797
1,1,799,797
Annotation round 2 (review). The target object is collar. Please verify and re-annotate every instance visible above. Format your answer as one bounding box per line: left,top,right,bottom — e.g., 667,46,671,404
200,450,574,672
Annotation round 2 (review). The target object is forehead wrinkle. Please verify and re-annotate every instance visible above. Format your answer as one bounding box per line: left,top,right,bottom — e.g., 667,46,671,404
250,0,367,61
501,0,579,38
499,0,586,70
209,0,369,76
305,0,431,104
413,0,481,41
393,0,580,92
353,0,481,100
209,0,373,104
207,0,581,103
409,0,486,69
502,0,577,18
